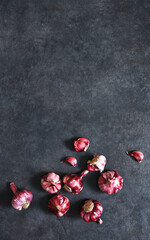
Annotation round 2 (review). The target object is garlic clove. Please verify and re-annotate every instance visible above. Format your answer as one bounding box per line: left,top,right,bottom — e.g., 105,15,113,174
126,150,144,163
63,157,77,167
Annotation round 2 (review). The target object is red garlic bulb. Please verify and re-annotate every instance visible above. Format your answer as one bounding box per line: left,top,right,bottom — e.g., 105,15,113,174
98,171,123,194
80,200,103,224
48,194,70,216
74,138,90,152
63,157,77,167
87,154,106,172
41,172,62,194
63,170,89,194
126,151,144,163
10,182,33,211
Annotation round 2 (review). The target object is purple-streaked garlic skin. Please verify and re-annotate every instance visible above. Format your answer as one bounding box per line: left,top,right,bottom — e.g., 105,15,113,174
126,151,144,163
41,172,62,194
87,154,106,172
10,183,33,211
63,157,77,167
63,170,89,194
74,138,90,152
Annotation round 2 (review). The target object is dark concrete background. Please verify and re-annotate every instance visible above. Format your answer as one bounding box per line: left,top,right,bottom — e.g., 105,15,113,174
0,0,150,239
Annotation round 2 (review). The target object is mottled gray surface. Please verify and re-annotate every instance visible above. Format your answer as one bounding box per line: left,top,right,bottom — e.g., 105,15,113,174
0,0,150,239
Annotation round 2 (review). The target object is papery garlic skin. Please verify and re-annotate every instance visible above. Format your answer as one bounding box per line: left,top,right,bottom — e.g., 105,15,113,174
98,171,123,194
48,194,70,216
41,172,62,194
80,200,103,224
63,157,77,167
63,170,89,194
74,138,90,152
87,154,106,172
10,183,33,211
127,151,144,163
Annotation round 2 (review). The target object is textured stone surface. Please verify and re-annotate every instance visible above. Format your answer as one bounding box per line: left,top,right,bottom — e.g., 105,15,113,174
0,0,150,239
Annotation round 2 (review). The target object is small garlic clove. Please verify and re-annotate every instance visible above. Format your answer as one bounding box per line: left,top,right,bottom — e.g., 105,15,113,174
126,150,144,163
63,157,77,167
